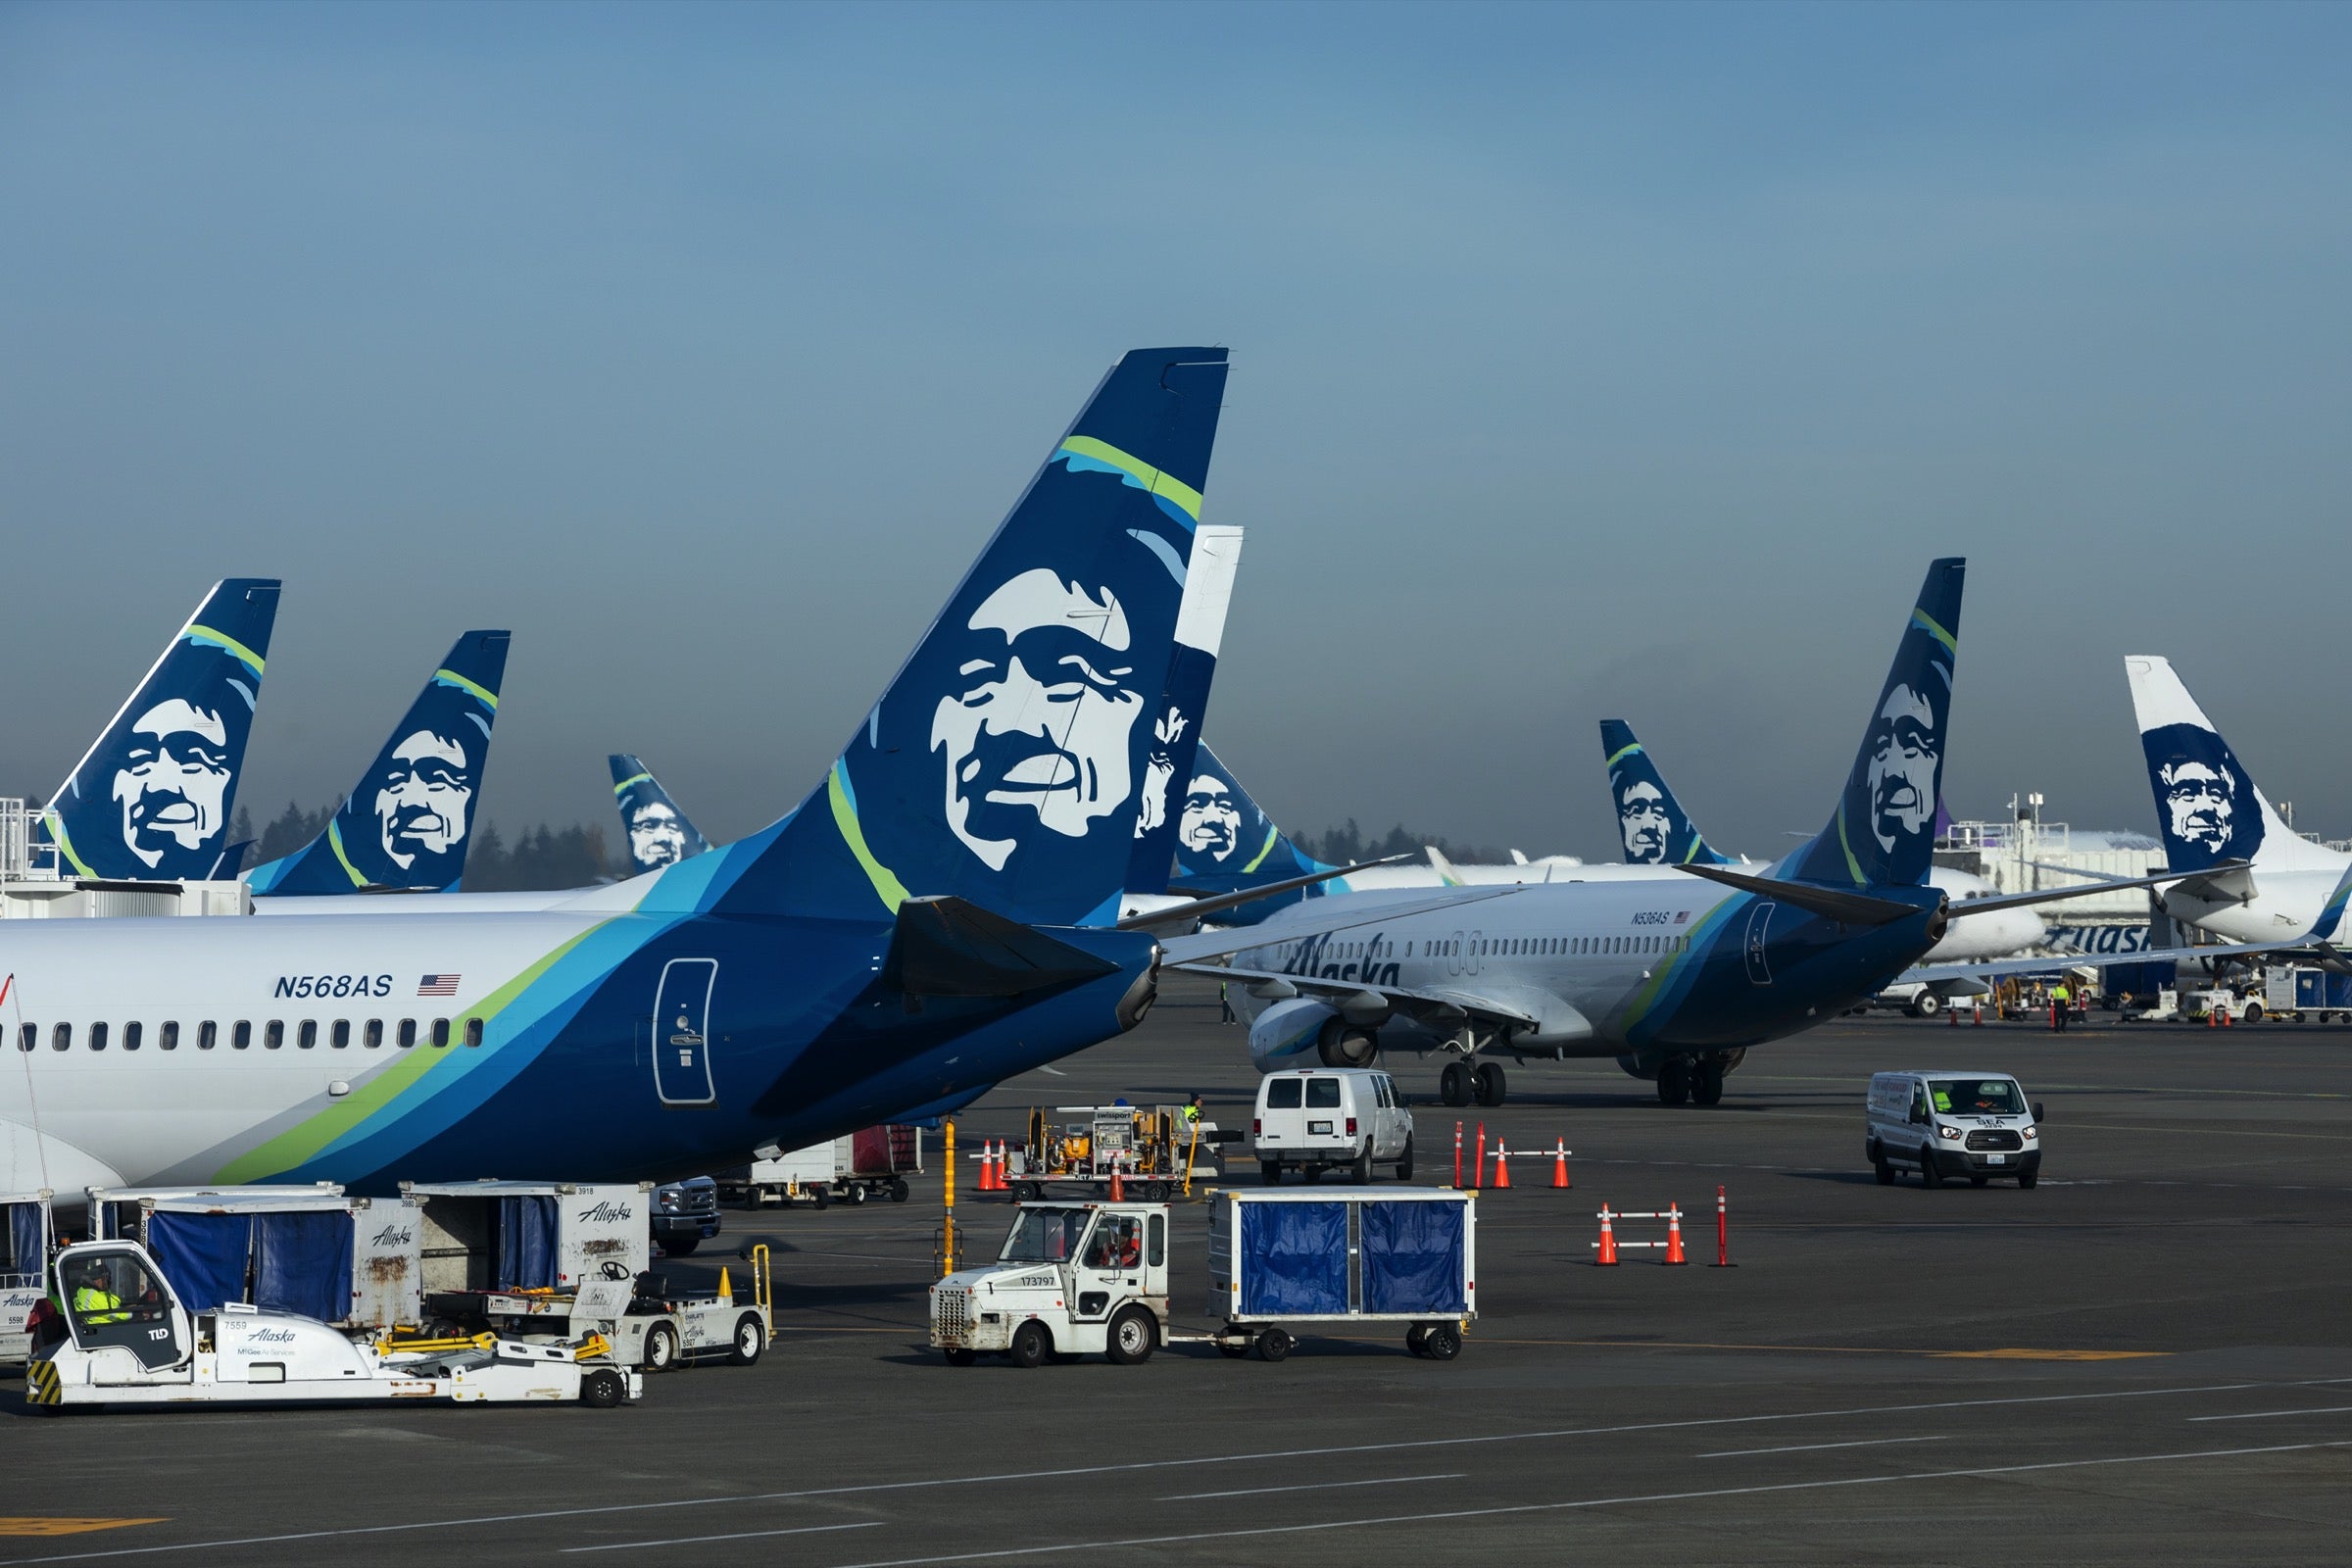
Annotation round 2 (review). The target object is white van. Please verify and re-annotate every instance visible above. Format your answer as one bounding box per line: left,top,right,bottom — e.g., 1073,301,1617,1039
1253,1068,1413,1184
1866,1070,2043,1189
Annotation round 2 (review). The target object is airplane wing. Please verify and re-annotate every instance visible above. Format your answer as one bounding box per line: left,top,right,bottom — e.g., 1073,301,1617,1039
1156,887,1523,967
1177,961,1543,1031
1903,937,2290,986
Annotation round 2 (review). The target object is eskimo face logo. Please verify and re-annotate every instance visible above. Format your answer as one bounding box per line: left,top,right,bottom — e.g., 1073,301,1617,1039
1618,780,1672,864
1134,708,1188,839
931,568,1148,871
2160,760,2235,853
374,729,474,871
112,698,235,870
628,799,689,869
1865,683,1942,855
1178,774,1243,862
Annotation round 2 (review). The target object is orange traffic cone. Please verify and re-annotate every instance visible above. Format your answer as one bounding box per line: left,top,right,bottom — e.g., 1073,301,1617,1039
1664,1204,1688,1265
1108,1163,1125,1201
1594,1205,1619,1266
1972,1002,1984,1026
1550,1141,1571,1189
1492,1141,1511,1189
1948,1004,1958,1027
976,1142,995,1192
2222,1005,2233,1029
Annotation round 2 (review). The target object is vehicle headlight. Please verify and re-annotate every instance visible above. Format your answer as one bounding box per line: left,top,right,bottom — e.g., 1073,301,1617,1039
2023,1125,2037,1140
1938,1125,1963,1141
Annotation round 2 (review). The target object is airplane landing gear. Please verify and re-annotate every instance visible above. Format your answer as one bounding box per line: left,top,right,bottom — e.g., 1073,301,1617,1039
1440,1061,1472,1106
1656,1056,1691,1106
1691,1055,1726,1106
1473,1061,1507,1106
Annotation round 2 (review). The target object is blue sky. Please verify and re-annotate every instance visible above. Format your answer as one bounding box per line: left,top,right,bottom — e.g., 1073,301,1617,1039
4,2,2348,856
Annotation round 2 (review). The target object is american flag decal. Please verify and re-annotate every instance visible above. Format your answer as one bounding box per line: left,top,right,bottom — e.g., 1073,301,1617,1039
1674,910,1690,925
418,974,461,997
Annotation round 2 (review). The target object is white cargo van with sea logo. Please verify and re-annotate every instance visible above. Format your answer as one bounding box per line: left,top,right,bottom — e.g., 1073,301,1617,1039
1252,1068,1413,1184
1866,1070,2043,1189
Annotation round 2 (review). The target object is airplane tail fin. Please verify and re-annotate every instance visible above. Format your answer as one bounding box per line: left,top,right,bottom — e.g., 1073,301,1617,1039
609,754,712,875
1124,523,1244,898
2126,656,2336,875
41,578,282,881
1165,741,1340,922
245,630,511,894
1599,719,1732,867
1781,559,1964,890
678,347,1230,926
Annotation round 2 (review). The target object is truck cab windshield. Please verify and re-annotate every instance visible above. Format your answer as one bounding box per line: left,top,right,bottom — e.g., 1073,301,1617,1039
998,1206,1094,1263
1930,1079,2026,1117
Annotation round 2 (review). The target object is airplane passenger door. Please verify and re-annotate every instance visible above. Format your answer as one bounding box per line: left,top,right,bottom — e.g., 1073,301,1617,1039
1743,903,1774,986
652,958,718,1106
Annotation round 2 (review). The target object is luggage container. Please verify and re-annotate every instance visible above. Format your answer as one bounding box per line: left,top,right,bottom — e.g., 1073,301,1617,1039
1,1189,55,1365
82,1186,424,1331
403,1180,654,1299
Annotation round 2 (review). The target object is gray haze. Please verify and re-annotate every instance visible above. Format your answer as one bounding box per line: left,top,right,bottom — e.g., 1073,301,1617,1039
4,3,2348,862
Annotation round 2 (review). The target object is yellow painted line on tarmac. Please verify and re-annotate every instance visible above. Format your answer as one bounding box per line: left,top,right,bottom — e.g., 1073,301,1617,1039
1478,1337,2171,1360
0,1520,168,1538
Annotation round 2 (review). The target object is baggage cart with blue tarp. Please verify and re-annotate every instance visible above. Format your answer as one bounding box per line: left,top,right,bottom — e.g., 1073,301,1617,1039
928,1188,1475,1369
2,1189,56,1364
82,1186,424,1330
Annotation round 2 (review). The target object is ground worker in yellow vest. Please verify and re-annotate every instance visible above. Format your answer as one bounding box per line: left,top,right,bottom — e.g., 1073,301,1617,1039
72,1262,127,1326
2050,981,2073,1033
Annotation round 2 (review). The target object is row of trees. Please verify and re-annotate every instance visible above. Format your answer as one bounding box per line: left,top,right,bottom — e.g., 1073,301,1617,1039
232,802,621,891
1298,818,1512,870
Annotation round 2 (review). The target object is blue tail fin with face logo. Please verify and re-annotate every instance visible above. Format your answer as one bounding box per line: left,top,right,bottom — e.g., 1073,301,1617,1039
1124,523,1245,898
244,630,511,895
2125,656,2335,875
40,578,282,882
1780,559,1965,890
1165,741,1341,923
1598,719,1732,868
609,753,711,875
666,348,1230,927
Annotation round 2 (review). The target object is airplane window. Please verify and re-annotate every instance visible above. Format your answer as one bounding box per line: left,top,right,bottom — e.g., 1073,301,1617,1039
398,1019,417,1049
431,1018,451,1048
464,1018,484,1048
265,1021,284,1050
122,1022,141,1052
297,1020,317,1050
52,1023,71,1052
198,1021,217,1051
233,1021,251,1050
331,1020,350,1049
90,1022,109,1052
159,1022,177,1052
365,1020,383,1049
17,1023,33,1053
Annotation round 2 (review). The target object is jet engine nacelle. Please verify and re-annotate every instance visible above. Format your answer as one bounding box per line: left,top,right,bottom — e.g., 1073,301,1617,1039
1249,998,1337,1074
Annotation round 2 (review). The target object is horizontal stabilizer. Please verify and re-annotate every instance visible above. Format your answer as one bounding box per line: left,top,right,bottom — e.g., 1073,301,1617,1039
1960,860,2249,916
1673,862,1922,926
882,896,1120,999
1116,853,1411,931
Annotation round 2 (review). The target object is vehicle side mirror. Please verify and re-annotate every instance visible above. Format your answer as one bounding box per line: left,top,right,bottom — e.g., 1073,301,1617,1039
2033,1102,2045,1122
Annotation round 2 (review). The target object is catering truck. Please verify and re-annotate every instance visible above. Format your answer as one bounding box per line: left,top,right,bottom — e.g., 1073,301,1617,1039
930,1188,1475,1367
24,1238,641,1412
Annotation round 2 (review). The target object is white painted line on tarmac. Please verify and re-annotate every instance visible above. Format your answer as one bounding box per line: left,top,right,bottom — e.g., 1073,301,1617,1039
1698,1436,1948,1458
1161,1472,1464,1501
564,1522,881,1552
807,1442,2352,1568
2188,1404,2352,1423
0,1379,2311,1565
